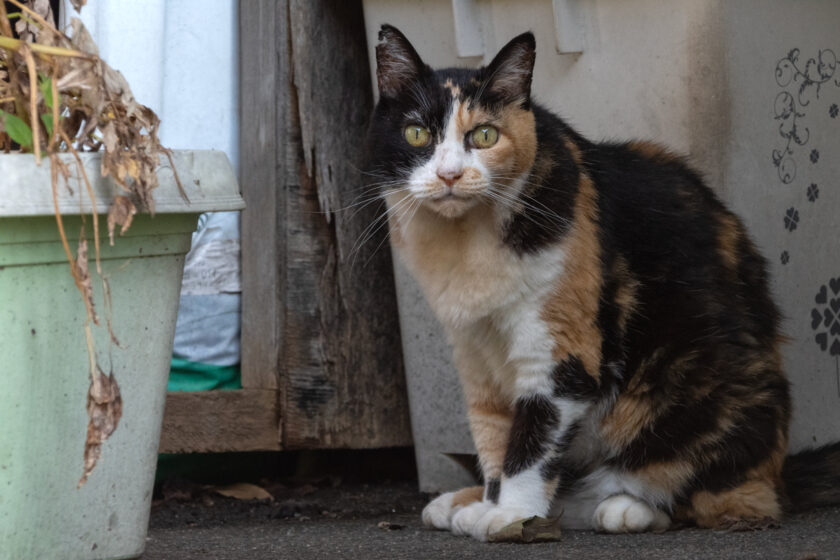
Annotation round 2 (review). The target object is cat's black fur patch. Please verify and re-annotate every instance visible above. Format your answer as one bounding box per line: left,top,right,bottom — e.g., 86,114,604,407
551,357,599,400
503,395,559,476
485,478,501,503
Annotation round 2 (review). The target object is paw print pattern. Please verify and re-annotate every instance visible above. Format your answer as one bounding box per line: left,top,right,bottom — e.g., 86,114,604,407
811,278,840,397
781,251,790,265
784,207,800,232
807,183,820,202
810,149,820,163
812,280,840,355
831,103,839,118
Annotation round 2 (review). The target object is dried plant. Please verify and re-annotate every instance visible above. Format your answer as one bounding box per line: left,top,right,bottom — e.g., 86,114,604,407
0,0,183,485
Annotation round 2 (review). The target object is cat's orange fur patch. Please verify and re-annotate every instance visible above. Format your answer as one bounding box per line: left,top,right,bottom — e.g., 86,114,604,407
442,78,461,98
685,408,786,527
467,400,513,479
627,140,678,162
716,212,741,271
451,485,485,508
689,479,782,528
635,460,696,495
541,161,603,378
600,394,656,450
495,104,537,176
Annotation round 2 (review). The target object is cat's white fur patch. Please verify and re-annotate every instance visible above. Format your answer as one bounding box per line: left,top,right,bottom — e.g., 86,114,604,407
451,501,494,536
421,491,458,530
593,494,670,533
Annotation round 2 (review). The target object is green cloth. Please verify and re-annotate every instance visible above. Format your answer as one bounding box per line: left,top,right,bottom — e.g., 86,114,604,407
167,357,242,392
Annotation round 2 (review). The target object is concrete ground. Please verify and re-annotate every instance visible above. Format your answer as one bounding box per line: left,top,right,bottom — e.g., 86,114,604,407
142,480,840,560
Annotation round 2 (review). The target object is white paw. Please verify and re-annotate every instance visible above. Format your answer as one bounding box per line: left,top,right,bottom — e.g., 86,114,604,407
455,504,534,541
593,494,670,533
451,501,493,536
422,491,459,530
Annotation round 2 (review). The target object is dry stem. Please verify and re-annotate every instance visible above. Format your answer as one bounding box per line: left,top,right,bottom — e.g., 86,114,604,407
21,43,39,163
0,36,92,59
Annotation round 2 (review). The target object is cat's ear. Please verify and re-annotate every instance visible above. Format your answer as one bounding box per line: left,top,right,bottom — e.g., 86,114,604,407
375,25,425,99
480,32,536,107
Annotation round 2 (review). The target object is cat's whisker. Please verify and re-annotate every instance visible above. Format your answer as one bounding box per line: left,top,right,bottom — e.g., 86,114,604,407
487,181,571,223
349,194,414,268
361,196,421,269
484,184,572,230
347,186,409,212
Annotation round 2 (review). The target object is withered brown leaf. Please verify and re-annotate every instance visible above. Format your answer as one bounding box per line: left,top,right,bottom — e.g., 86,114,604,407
78,367,122,487
68,0,87,12
107,195,136,246
212,483,274,502
14,0,53,43
488,516,564,543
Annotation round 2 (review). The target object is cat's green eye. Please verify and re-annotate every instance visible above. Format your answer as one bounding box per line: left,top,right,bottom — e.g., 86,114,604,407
471,125,499,149
404,125,431,147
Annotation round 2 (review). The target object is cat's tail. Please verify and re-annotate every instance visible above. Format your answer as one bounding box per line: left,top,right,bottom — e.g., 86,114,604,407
782,441,840,512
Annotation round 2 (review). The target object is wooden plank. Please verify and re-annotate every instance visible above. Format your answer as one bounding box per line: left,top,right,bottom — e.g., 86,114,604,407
280,0,412,448
159,390,281,453
238,0,283,391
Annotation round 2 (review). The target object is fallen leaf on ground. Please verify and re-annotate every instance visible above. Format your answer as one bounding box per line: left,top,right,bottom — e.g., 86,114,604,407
377,521,405,530
488,516,563,543
212,483,273,502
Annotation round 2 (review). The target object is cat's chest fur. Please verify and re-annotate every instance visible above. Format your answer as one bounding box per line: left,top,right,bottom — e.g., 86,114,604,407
390,199,565,329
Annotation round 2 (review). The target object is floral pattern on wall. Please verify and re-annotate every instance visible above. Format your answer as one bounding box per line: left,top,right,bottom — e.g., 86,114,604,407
774,48,839,398
773,48,839,267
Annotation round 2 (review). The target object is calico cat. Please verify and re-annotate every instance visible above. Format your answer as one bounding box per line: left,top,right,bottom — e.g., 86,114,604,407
365,25,840,540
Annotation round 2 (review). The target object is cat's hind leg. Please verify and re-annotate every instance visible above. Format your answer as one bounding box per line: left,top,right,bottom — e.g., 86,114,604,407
553,466,673,532
422,486,484,530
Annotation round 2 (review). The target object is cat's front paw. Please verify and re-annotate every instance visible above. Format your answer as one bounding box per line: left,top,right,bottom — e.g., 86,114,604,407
422,491,459,530
422,486,484,530
454,504,534,541
451,501,494,536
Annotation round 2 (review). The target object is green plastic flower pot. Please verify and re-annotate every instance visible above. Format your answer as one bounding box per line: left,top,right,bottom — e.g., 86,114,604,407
0,150,243,559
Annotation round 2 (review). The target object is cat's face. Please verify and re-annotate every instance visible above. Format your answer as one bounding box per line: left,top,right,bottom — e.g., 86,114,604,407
367,26,538,219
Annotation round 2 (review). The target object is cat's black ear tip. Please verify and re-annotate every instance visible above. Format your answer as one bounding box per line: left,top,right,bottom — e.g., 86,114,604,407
378,24,404,42
510,31,536,53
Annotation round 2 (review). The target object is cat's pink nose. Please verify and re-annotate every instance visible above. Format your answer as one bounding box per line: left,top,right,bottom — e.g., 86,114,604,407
437,169,463,187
